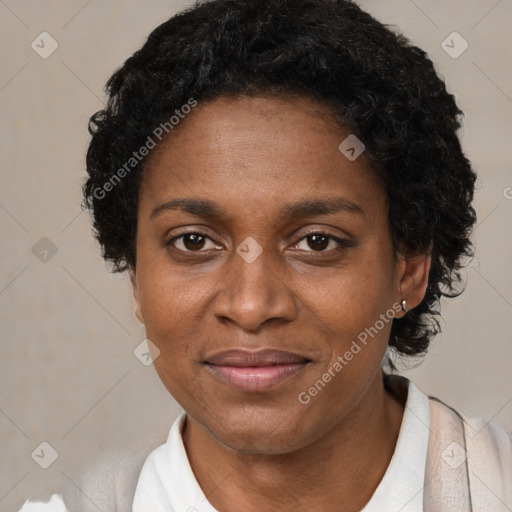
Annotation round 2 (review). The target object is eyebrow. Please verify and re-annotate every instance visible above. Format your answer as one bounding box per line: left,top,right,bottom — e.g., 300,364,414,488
149,196,365,221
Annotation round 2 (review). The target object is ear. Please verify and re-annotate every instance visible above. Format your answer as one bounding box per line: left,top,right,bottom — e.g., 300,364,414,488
394,251,431,319
129,268,145,324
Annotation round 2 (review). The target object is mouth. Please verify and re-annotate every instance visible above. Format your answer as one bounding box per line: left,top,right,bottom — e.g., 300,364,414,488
203,348,312,392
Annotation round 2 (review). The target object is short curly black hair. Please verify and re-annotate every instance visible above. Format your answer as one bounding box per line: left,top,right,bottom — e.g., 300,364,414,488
83,0,477,358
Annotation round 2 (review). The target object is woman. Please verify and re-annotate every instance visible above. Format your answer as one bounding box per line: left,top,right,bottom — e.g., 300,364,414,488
19,0,512,510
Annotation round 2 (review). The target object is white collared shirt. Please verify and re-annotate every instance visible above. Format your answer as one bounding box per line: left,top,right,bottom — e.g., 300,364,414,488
132,379,431,512
361,379,430,512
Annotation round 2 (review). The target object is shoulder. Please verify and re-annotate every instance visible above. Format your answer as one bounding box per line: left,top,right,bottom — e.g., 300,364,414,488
430,396,512,455
459,407,512,479
427,395,512,508
61,433,168,512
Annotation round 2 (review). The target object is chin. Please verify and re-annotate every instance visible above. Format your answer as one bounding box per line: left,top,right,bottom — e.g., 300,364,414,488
200,403,321,455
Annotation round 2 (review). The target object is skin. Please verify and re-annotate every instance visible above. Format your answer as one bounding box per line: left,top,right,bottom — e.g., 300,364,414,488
130,95,431,512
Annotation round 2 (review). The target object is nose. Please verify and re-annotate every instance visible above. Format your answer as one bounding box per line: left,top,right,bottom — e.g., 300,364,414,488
212,243,298,331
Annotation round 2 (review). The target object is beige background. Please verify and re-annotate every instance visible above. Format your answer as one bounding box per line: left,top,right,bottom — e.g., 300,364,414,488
0,0,511,509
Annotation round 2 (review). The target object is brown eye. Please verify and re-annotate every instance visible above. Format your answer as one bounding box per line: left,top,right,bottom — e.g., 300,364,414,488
167,232,220,252
182,233,206,251
306,234,330,251
294,232,349,253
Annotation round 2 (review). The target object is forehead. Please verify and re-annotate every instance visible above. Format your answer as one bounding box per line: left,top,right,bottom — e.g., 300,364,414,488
139,95,386,224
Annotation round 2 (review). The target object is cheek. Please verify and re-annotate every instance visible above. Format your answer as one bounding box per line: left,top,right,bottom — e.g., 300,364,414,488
304,255,395,331
137,254,206,330
298,253,396,378
136,266,204,385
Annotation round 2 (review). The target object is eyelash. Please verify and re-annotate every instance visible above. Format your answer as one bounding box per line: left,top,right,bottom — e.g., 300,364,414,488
165,230,353,255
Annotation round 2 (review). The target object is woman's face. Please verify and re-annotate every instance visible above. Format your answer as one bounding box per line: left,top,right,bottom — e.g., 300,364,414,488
131,95,424,454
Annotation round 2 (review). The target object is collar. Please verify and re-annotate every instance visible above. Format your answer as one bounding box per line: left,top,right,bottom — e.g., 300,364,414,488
361,376,431,511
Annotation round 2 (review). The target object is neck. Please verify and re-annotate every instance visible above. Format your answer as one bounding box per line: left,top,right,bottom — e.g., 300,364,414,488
182,372,405,512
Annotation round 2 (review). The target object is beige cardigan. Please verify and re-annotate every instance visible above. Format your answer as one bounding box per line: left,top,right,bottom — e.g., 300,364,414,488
61,395,512,511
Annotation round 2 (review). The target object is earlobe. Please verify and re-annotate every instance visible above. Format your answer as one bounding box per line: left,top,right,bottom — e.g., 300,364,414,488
397,252,431,317
129,269,145,325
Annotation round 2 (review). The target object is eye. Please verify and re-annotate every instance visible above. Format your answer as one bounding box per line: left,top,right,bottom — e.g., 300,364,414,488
166,230,352,255
166,231,221,252
292,232,351,253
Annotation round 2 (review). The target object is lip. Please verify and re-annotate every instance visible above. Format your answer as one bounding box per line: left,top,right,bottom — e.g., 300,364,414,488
204,348,311,392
